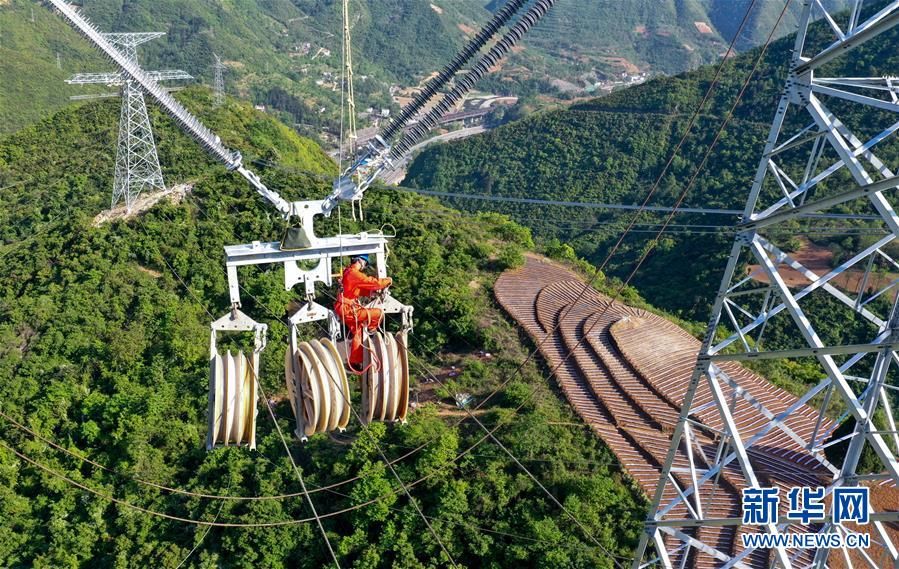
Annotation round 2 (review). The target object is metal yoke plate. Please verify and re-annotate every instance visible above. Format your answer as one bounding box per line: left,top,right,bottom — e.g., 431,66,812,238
224,233,390,311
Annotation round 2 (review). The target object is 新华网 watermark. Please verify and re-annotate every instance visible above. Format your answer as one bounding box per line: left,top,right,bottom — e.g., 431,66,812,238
740,486,870,550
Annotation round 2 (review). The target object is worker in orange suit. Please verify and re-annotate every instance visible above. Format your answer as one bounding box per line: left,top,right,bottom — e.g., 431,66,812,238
335,254,392,369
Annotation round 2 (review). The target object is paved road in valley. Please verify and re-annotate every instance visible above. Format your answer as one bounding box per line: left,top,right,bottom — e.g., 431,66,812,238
380,125,486,186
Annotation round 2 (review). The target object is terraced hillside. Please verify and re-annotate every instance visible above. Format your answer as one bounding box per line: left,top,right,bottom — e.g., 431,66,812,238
494,255,848,568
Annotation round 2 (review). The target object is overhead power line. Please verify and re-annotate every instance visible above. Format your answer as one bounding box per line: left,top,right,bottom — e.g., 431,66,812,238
390,187,882,221
256,379,341,568
244,156,884,223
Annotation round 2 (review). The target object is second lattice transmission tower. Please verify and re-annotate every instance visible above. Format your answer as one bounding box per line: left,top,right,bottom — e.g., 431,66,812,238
213,53,225,108
68,33,192,211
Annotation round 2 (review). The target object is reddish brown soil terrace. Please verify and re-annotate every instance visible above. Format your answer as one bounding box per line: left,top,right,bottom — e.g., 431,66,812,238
598,56,641,75
493,255,862,567
457,22,474,36
746,240,899,292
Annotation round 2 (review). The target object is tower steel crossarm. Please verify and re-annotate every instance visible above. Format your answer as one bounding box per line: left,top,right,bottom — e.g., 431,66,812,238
67,70,193,85
103,32,165,45
635,1,899,568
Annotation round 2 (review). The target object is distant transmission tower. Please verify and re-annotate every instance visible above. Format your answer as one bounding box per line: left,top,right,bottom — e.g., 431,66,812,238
635,2,899,567
213,53,225,108
67,33,192,211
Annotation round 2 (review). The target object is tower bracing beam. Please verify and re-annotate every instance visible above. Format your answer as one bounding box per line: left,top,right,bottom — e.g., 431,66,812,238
635,2,899,567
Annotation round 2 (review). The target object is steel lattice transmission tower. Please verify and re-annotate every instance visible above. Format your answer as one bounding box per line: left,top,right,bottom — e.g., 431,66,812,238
213,53,225,108
634,1,899,567
67,33,192,211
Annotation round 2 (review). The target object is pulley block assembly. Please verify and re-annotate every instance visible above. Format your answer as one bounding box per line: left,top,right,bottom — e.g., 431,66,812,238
285,330,409,441
206,309,265,450
360,330,410,425
285,338,352,439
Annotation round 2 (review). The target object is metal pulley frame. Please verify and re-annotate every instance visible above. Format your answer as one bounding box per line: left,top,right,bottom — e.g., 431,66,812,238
224,231,412,443
210,307,267,346
207,308,266,450
222,232,412,329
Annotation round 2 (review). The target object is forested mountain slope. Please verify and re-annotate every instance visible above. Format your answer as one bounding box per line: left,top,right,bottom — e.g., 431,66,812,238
0,1,106,134
0,89,645,567
1,0,477,135
405,4,899,319
1,0,845,135
498,0,847,89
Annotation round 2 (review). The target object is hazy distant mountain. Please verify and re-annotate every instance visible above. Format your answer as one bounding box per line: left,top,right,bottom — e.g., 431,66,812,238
505,0,849,86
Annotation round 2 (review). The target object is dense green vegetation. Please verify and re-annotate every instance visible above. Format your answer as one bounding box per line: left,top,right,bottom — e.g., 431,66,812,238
0,89,645,567
0,0,106,135
406,5,899,322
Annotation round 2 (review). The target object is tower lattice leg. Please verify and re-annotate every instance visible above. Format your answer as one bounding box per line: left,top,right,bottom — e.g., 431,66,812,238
112,80,166,211
635,2,899,567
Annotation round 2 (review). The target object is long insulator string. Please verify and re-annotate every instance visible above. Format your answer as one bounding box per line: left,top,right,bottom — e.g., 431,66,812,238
390,0,557,159
379,0,530,142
